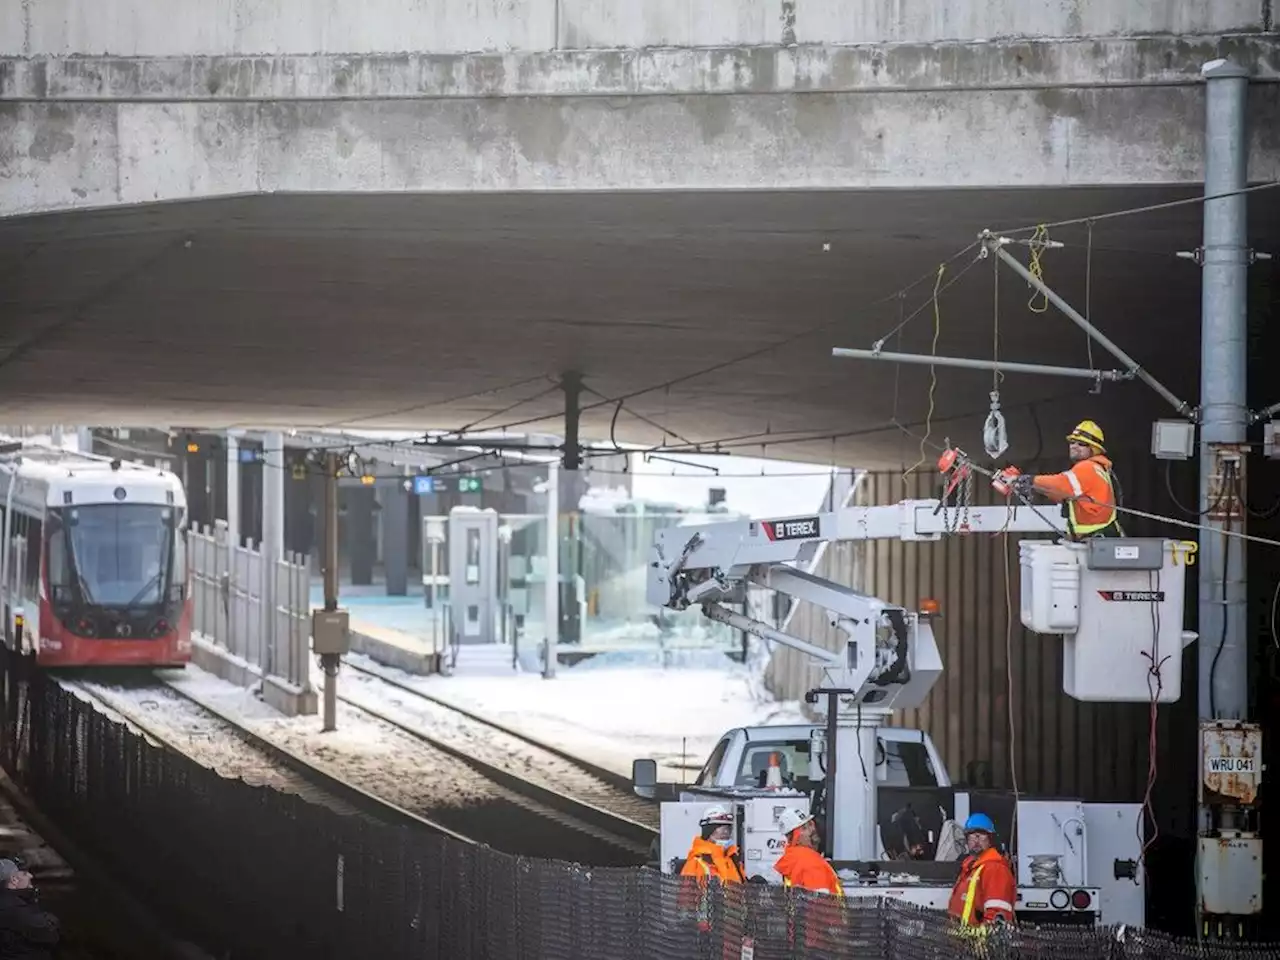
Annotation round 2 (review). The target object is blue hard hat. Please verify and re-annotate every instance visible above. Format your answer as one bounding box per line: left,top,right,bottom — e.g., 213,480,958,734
964,813,996,834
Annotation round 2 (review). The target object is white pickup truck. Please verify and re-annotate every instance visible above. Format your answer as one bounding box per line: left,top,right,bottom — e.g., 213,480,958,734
635,722,1147,929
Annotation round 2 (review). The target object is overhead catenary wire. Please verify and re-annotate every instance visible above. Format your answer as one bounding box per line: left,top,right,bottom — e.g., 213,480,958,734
994,180,1280,237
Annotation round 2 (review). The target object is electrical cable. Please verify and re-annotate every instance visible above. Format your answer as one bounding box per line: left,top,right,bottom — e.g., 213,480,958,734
581,383,691,447
1083,220,1096,376
1208,462,1239,719
451,244,989,440
1164,460,1232,518
1139,567,1167,868
312,372,555,431
1002,520,1019,857
1271,577,1280,653
447,379,563,436
902,264,948,485
994,180,1280,236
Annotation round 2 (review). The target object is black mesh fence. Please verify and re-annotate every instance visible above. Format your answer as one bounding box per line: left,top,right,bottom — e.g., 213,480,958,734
1,652,1277,960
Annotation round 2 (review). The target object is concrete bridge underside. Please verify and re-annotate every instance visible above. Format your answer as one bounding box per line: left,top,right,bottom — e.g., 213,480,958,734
2,0,1278,464
2,185,1278,466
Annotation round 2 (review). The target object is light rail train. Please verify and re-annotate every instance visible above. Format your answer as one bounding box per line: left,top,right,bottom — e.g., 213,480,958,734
0,438,191,667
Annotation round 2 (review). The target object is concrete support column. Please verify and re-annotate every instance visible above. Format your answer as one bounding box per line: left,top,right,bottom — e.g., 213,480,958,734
347,486,376,586
261,432,285,682
381,483,409,596
225,430,242,547
262,433,285,561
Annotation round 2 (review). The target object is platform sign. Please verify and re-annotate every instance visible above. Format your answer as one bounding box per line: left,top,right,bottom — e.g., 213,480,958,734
413,475,482,495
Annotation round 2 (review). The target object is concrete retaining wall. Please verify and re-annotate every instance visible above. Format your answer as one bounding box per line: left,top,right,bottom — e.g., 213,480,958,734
3,0,1269,57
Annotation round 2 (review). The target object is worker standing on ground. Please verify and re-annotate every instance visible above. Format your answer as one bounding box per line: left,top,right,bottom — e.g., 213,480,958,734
0,858,60,959
676,805,746,958
948,814,1016,929
774,807,845,957
1011,419,1120,539
679,805,745,889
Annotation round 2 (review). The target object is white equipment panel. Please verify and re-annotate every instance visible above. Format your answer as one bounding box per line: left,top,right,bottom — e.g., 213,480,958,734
1019,539,1195,702
658,802,716,875
1015,799,1088,888
740,796,811,882
1084,803,1146,928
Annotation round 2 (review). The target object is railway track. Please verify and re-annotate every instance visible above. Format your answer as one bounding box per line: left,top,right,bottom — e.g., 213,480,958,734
63,671,652,866
339,659,659,839
61,676,449,835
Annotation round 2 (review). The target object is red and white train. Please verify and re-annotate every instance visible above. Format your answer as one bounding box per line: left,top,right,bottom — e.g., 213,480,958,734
0,439,192,668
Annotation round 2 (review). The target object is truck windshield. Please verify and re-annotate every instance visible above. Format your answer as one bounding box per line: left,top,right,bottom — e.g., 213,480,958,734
47,504,176,608
734,739,817,791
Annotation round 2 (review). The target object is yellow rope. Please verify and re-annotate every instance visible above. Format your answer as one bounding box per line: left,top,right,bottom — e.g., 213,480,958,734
1026,224,1050,313
902,263,947,488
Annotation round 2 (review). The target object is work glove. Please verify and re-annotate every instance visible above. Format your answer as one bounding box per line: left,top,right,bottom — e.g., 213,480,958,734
1011,474,1034,499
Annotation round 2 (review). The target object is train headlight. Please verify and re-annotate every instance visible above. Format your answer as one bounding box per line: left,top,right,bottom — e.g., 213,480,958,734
152,619,170,637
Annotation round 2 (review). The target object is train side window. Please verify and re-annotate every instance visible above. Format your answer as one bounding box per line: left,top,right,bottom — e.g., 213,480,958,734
24,517,41,596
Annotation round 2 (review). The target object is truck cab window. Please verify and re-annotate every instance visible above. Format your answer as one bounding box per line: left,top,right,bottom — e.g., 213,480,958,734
695,737,731,787
878,739,938,787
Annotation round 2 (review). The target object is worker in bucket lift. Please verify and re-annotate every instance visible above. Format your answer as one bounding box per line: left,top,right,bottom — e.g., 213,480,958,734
947,814,1016,929
1008,419,1120,539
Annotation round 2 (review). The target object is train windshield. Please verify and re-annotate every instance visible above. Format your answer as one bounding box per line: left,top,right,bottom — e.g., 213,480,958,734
47,504,177,609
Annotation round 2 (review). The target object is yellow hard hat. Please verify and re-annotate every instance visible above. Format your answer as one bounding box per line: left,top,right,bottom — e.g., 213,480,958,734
1066,420,1105,452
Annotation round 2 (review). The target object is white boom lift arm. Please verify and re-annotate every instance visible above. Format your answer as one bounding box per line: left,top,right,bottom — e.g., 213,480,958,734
647,497,1198,873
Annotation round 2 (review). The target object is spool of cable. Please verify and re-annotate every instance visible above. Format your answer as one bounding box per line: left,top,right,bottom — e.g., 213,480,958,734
1028,853,1063,887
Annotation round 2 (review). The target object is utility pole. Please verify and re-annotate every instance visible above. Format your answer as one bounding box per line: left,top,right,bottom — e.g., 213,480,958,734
1194,57,1263,942
312,450,349,732
1196,57,1250,725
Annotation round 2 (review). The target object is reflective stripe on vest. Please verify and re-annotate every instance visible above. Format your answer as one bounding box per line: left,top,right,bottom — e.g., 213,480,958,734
1067,460,1116,536
689,858,713,925
960,864,984,926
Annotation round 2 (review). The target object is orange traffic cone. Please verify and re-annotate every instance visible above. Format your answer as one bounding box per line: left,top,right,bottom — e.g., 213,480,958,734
765,752,784,789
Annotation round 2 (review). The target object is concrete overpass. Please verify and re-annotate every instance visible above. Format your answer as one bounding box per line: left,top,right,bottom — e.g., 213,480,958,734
1,0,1278,465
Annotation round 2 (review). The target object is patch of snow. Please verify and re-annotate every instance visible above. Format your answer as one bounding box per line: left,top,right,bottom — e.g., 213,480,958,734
348,652,809,782
336,665,657,826
64,675,323,797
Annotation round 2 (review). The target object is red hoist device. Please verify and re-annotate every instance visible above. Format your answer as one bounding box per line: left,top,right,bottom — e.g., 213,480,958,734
634,473,1214,928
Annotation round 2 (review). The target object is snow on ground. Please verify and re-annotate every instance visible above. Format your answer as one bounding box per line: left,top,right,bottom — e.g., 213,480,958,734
346,648,810,782
162,664,498,813
64,677,336,800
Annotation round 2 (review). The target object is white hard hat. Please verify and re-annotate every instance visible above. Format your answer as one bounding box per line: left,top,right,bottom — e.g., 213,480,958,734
700,804,734,826
777,806,815,837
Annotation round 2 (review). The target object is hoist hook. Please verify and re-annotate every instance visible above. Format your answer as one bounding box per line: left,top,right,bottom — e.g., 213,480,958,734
983,390,1009,459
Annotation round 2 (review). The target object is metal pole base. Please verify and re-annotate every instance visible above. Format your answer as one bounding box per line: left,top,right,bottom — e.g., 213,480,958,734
321,653,339,732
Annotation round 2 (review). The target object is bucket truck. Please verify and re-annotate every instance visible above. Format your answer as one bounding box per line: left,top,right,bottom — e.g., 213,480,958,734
632,497,1220,928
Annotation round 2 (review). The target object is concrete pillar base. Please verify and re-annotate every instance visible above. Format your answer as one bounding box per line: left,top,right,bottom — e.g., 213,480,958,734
191,632,319,717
